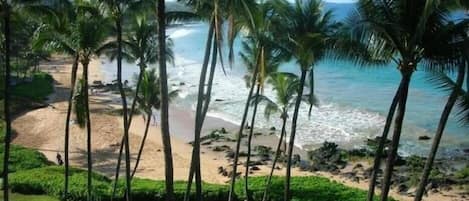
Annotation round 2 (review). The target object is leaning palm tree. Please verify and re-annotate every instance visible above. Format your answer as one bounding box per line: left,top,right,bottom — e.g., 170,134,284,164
413,19,468,201
130,68,179,178
270,0,338,200
337,0,461,200
256,72,299,201
1,1,12,200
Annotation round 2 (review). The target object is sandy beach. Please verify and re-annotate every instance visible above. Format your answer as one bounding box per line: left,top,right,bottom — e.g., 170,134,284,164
11,56,466,201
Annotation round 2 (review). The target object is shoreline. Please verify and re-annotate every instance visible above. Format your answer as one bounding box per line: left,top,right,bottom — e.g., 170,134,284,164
10,56,467,201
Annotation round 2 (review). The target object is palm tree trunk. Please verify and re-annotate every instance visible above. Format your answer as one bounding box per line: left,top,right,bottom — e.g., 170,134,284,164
414,64,466,201
2,4,11,201
184,17,215,201
115,17,133,201
244,83,261,201
228,51,261,201
366,79,403,201
131,111,152,178
82,60,93,201
284,68,307,201
380,71,412,201
157,1,175,200
111,66,145,201
64,54,79,201
262,113,288,201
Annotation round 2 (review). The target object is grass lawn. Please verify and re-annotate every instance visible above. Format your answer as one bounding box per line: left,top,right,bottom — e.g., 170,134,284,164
0,192,59,201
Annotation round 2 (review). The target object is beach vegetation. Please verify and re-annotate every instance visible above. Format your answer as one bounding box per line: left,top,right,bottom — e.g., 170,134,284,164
0,144,50,174
8,166,393,201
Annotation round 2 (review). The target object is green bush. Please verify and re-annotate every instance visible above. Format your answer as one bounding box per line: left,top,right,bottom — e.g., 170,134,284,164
10,166,390,201
235,176,389,201
455,166,469,179
10,166,230,201
0,144,51,174
12,72,54,101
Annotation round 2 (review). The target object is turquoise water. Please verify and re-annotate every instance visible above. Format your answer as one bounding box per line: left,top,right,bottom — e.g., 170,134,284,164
100,3,468,157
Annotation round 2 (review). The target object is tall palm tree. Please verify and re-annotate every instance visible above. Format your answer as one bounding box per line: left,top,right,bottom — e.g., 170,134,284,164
338,0,460,200
238,34,283,200
131,68,179,178
29,2,79,198
98,1,145,199
255,72,299,201
73,5,110,200
178,1,230,200
1,1,12,200
414,19,468,201
156,0,175,200
105,7,195,200
271,0,338,200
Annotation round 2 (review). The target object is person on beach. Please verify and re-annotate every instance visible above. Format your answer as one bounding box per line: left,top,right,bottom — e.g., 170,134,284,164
56,153,63,166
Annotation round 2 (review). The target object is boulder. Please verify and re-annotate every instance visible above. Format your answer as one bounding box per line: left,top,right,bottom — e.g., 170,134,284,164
418,135,431,140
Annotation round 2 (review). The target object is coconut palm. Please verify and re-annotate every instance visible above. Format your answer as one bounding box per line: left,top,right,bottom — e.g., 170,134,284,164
270,0,339,200
337,0,462,200
73,5,110,201
254,72,299,201
30,2,79,198
413,19,468,201
130,68,179,178
1,1,12,200
238,34,284,200
156,0,175,200
177,0,229,200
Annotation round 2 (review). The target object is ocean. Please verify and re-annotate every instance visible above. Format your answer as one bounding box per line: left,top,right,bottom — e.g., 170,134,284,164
100,2,468,158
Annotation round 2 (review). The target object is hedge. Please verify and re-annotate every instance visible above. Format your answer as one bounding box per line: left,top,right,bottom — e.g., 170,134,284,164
0,144,51,174
12,72,54,101
9,166,391,201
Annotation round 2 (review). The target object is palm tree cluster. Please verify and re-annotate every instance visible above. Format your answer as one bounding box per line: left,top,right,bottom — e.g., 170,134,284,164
1,1,467,201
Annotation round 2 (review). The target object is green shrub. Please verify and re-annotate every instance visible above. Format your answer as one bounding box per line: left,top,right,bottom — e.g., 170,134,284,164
235,176,389,201
10,166,390,201
0,144,51,174
10,166,230,201
12,72,54,101
455,166,469,179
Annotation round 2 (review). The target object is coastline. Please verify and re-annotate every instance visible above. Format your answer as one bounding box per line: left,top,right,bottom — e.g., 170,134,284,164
10,56,467,201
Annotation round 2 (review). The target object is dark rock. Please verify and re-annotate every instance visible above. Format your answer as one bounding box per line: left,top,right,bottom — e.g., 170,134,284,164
220,127,228,134
215,99,224,102
463,149,469,154
397,184,409,194
298,160,311,171
213,145,231,152
225,151,235,159
418,135,431,140
254,132,263,136
179,82,185,86
201,141,212,145
251,166,261,171
353,163,364,171
269,127,276,131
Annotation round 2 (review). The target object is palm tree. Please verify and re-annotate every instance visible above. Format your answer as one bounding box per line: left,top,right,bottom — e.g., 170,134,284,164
130,68,179,178
30,2,79,198
256,72,299,201
238,34,283,200
337,0,461,200
270,0,338,200
178,1,229,200
413,19,468,201
156,0,175,200
1,1,12,200
73,5,110,200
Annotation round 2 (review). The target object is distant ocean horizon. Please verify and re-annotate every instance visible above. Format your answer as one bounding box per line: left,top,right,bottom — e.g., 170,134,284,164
100,2,469,158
